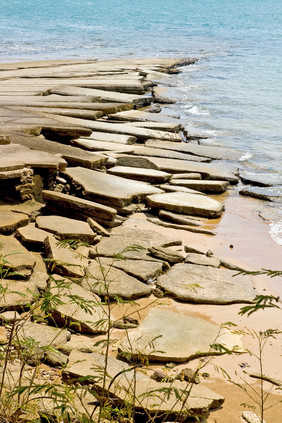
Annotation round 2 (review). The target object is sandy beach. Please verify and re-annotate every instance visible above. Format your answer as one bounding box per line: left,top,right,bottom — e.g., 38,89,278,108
0,58,281,422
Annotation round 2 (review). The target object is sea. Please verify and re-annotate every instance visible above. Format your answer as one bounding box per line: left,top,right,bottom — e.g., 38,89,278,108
0,0,281,244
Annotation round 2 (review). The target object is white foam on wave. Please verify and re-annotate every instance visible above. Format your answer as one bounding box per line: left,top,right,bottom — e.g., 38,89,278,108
185,105,210,116
239,152,253,161
269,221,282,246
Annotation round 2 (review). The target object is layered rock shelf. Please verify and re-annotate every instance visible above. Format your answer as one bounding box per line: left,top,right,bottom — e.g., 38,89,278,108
0,58,268,422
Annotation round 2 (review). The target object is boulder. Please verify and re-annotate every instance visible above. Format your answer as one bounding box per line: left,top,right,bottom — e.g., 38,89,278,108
157,263,256,304
146,192,224,218
49,275,110,333
44,235,88,278
64,167,163,208
119,308,242,362
42,190,117,226
107,166,172,184
0,210,29,234
83,259,151,300
36,215,95,243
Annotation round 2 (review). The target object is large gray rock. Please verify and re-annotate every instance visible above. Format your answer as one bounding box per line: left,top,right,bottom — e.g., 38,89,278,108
44,235,88,278
157,263,256,304
64,167,163,208
90,218,181,260
111,258,167,283
49,275,110,333
63,350,224,419
107,166,172,184
42,190,117,226
83,259,151,300
0,234,36,277
146,192,224,218
36,215,95,243
119,308,242,362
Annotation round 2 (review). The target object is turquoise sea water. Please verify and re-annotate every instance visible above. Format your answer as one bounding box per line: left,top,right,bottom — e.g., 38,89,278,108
0,0,281,241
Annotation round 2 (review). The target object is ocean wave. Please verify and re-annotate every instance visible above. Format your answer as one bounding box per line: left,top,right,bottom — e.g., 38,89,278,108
185,105,210,116
269,221,282,246
239,152,253,161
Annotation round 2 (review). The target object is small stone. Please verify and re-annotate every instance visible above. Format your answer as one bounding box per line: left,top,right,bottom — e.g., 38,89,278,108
175,368,200,384
87,217,110,237
44,349,69,367
242,411,266,423
151,370,173,382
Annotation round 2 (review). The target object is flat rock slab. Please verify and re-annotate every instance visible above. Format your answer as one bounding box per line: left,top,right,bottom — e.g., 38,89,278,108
171,172,202,180
119,308,242,362
71,138,135,153
36,215,95,243
0,234,36,277
159,184,205,195
76,120,182,141
142,157,239,183
90,218,181,260
49,85,150,106
128,121,182,132
239,186,281,201
132,146,209,162
240,172,282,187
63,350,223,419
16,223,50,249
16,321,70,348
107,166,172,184
0,280,39,310
148,246,184,264
145,139,242,160
14,106,104,121
44,235,88,278
146,192,224,218
158,210,204,226
42,190,117,226
108,109,181,124
0,210,29,234
83,259,151,300
64,167,163,208
170,179,230,193
147,216,215,235
49,275,110,333
157,263,256,304
110,258,166,283
185,253,221,268
0,144,66,171
87,131,137,144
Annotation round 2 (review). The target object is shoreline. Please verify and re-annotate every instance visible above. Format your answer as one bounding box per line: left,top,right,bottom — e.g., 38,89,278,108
0,58,281,422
